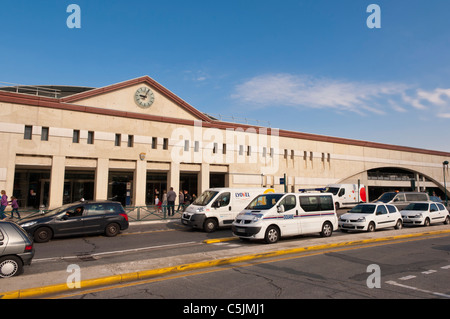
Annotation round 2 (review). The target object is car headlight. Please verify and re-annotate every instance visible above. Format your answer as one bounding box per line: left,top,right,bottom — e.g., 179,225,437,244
356,217,366,222
414,213,423,218
20,221,37,228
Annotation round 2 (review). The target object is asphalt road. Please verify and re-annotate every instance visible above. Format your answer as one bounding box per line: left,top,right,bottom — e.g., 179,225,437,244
1,213,450,303
58,232,450,300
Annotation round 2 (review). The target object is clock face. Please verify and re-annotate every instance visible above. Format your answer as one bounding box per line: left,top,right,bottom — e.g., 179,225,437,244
134,87,155,108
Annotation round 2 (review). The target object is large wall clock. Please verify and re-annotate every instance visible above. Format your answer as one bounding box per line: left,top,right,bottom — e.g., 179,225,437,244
134,87,155,108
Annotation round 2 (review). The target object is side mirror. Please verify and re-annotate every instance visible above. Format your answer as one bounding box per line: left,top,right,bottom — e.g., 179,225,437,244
277,205,285,213
212,201,219,208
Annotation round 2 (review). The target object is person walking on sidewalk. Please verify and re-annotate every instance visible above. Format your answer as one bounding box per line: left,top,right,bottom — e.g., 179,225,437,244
9,196,21,219
0,190,7,220
167,187,177,216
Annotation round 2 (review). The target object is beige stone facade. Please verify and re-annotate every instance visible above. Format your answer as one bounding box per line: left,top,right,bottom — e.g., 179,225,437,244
1,76,449,209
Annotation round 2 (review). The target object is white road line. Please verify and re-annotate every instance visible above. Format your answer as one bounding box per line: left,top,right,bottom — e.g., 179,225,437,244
421,270,437,275
441,265,450,269
386,281,450,299
399,275,416,281
32,241,198,263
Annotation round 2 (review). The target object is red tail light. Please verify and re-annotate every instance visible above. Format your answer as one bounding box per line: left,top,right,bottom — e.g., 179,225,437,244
119,213,128,221
24,245,33,252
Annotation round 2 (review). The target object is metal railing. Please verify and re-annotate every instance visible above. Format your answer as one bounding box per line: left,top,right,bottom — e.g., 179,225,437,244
3,204,188,222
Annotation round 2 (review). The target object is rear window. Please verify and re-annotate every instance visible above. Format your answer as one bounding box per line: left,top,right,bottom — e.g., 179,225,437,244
300,195,334,212
85,203,124,216
405,193,428,201
405,203,429,211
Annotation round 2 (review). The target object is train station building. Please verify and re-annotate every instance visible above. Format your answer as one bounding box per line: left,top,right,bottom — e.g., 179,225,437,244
1,75,449,209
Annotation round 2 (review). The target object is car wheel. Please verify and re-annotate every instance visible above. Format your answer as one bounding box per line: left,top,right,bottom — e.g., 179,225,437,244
367,222,376,232
105,223,120,237
320,221,333,237
264,225,280,244
424,218,430,227
0,256,23,278
444,215,450,225
203,218,218,233
394,219,403,230
34,227,53,243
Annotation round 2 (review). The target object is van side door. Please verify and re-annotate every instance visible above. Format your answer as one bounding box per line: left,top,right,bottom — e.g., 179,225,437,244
277,195,298,236
211,192,232,226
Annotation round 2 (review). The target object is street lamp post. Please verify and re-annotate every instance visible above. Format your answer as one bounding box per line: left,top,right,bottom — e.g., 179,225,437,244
444,161,449,207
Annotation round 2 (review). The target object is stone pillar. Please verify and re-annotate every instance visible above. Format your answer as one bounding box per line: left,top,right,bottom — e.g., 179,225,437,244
95,158,109,201
48,155,65,209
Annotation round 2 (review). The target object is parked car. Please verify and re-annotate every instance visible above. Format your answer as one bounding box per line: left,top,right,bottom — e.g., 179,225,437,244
0,221,34,277
374,192,429,210
401,202,450,226
339,203,403,232
18,201,129,243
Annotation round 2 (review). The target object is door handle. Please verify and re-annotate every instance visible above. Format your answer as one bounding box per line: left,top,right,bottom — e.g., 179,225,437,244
0,242,3,246
229,206,232,211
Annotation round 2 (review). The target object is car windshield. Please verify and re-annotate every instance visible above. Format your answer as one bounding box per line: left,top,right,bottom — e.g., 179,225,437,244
349,204,376,214
405,203,429,211
192,191,219,206
323,187,339,195
374,193,396,203
246,194,284,210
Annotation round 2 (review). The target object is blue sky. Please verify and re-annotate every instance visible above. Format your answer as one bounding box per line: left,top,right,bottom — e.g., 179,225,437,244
1,0,450,151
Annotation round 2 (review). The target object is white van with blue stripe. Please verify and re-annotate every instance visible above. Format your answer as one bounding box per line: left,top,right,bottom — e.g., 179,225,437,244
232,193,338,244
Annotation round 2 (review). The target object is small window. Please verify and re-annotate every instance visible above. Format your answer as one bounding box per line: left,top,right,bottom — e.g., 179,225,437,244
222,143,227,155
387,205,397,213
213,143,218,154
430,204,438,212
239,145,244,156
247,146,251,156
163,138,169,150
270,148,274,158
262,147,267,157
437,203,445,211
24,125,32,140
184,140,190,152
87,131,94,144
376,205,388,215
41,127,49,141
115,134,121,146
280,195,296,211
152,137,157,149
128,135,134,147
73,130,80,143
194,141,199,152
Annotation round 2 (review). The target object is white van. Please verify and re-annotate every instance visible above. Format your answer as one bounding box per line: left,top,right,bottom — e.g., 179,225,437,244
232,192,338,244
323,184,366,209
181,188,274,232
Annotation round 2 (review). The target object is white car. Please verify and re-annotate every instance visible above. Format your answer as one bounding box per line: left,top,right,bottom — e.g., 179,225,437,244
401,202,450,226
339,203,403,232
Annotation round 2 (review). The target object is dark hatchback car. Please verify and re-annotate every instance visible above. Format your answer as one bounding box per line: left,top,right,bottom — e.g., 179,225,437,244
18,201,129,243
0,221,34,277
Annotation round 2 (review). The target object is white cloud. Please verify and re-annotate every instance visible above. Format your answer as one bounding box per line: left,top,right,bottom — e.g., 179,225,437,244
232,73,408,114
232,73,450,119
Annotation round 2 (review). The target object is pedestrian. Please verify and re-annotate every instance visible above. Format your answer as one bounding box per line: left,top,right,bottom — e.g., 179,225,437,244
155,195,162,213
162,190,168,215
167,187,177,216
183,190,191,211
0,190,7,220
177,191,184,212
9,196,21,219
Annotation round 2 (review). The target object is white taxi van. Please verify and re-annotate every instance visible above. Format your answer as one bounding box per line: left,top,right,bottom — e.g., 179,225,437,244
231,193,338,244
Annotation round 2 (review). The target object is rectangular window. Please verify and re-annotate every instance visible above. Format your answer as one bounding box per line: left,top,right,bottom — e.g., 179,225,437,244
247,146,251,156
87,131,94,144
73,130,80,143
194,141,199,152
152,137,157,149
163,138,169,150
184,140,190,152
262,147,267,157
41,127,49,141
128,135,134,147
115,134,121,146
213,143,218,154
24,125,32,140
222,143,227,155
239,145,244,156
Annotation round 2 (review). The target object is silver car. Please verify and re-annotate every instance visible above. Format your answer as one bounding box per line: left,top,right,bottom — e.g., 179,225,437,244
0,221,34,278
